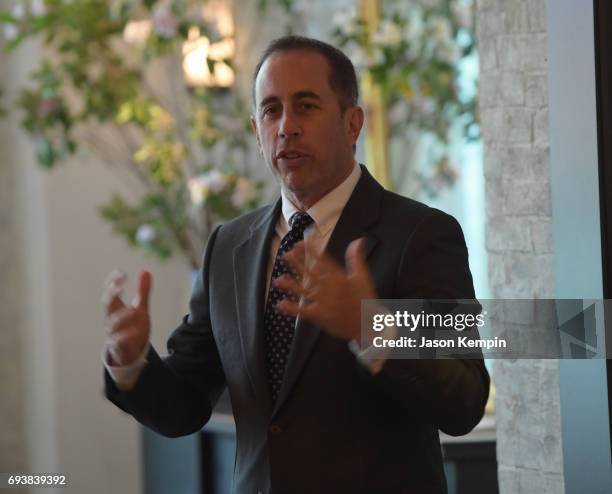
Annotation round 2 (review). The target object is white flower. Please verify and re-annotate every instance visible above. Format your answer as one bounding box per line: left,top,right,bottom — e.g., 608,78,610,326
188,176,209,206
346,42,384,70
188,170,230,206
372,19,403,47
292,0,312,17
136,224,156,244
123,20,152,45
30,0,46,16
12,3,25,19
206,169,229,193
152,5,178,39
3,4,23,40
2,23,19,41
231,177,256,209
332,8,359,37
403,14,424,41
413,96,436,116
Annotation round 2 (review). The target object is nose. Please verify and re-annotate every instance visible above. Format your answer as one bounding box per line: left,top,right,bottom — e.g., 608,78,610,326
278,109,302,139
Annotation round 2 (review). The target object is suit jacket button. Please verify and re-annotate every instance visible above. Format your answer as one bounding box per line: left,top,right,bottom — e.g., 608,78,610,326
269,424,281,435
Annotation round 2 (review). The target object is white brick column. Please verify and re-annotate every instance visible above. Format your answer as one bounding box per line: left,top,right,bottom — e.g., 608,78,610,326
476,0,565,492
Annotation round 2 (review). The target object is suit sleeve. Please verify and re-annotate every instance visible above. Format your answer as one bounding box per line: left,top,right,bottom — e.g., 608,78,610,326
362,209,490,436
104,225,227,438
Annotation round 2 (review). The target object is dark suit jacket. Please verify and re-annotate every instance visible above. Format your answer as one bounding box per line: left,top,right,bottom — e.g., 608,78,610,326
105,165,490,494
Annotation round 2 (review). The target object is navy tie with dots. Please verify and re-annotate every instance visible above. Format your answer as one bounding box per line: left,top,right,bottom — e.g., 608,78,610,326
264,211,314,403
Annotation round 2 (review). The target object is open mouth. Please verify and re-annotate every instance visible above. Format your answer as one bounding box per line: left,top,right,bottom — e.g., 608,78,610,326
277,150,308,161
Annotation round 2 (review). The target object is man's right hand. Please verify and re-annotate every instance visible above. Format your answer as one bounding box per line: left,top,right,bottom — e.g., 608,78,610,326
102,270,152,367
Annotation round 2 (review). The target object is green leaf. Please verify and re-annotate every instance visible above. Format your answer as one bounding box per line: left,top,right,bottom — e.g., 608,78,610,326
36,138,55,168
3,32,29,52
66,139,77,154
0,12,17,23
143,0,158,10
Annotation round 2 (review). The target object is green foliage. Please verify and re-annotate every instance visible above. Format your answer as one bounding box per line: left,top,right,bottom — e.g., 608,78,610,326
0,0,264,269
258,0,294,14
16,63,75,167
331,0,479,192
100,191,187,261
0,0,477,264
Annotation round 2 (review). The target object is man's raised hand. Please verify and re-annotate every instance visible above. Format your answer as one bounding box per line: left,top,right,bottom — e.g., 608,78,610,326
102,270,152,367
274,237,378,342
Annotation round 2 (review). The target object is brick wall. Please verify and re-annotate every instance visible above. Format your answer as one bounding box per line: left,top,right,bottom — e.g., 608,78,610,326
476,0,565,492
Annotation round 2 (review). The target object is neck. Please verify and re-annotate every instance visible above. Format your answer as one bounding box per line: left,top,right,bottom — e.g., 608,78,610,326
284,193,317,211
284,163,355,210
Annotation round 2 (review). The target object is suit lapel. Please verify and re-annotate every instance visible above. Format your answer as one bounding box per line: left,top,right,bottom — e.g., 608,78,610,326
233,199,281,418
271,165,382,418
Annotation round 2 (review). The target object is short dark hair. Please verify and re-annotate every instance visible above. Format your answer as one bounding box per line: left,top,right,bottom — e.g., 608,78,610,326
252,35,359,112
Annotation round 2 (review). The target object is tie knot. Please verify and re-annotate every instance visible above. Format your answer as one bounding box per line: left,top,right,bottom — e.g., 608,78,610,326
288,212,313,233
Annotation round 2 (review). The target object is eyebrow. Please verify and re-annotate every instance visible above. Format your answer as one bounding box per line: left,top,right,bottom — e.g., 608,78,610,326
258,91,322,110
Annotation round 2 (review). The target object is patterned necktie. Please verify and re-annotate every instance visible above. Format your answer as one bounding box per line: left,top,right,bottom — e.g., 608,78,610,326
264,211,314,403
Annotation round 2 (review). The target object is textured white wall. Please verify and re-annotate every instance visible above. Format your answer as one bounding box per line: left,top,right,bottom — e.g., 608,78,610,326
476,0,565,492
1,38,195,493
0,47,28,476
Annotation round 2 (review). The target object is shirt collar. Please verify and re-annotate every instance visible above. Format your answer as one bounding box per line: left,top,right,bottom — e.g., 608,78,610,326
280,162,361,236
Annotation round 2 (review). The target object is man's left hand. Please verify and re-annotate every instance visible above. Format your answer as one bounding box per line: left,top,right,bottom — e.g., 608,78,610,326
274,237,377,342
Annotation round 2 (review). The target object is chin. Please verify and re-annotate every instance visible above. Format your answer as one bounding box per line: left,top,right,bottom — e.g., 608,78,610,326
281,169,311,191
283,183,310,199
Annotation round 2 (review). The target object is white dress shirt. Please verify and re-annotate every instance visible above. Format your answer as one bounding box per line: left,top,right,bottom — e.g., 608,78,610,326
105,162,391,388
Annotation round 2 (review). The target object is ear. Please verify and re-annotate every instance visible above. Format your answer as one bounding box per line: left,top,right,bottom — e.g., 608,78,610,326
250,115,263,155
344,106,364,147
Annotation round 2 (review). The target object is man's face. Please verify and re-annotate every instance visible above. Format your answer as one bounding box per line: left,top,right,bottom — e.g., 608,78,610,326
251,50,363,207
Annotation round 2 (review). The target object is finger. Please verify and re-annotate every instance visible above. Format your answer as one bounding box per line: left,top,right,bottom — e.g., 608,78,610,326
107,343,122,367
276,298,300,318
345,238,368,277
273,274,306,298
133,270,152,312
107,331,131,362
288,237,338,280
108,326,142,346
104,308,129,335
105,307,135,334
276,298,319,321
104,269,126,287
102,283,126,315
307,249,342,281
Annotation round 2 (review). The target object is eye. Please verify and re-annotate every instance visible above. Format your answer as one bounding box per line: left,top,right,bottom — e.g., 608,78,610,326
262,105,279,117
300,101,318,110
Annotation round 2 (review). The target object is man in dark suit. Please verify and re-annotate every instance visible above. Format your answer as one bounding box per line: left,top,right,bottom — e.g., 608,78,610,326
103,36,489,493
